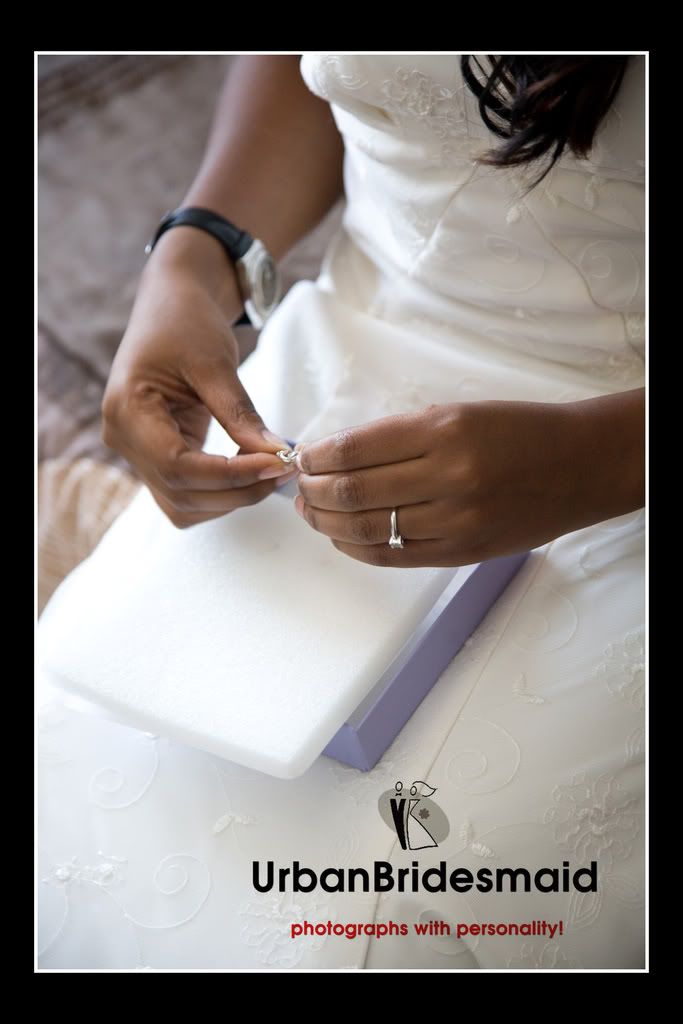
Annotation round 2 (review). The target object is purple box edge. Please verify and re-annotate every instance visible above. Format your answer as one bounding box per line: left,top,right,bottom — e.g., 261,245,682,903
322,551,529,772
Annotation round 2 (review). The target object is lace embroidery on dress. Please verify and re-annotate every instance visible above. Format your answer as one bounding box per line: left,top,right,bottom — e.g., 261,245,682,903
212,812,256,835
378,65,486,167
507,942,580,970
544,772,640,874
43,852,127,888
302,55,369,101
240,891,336,968
544,771,642,930
512,672,546,705
624,312,645,358
459,818,496,858
595,630,645,711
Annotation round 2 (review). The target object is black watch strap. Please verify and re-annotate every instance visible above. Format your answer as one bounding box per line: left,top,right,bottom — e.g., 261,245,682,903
146,207,254,326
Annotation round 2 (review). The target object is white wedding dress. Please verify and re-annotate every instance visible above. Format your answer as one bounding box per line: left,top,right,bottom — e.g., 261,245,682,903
37,54,645,970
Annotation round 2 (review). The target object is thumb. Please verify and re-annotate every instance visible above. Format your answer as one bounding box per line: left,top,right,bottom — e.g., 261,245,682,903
194,362,289,454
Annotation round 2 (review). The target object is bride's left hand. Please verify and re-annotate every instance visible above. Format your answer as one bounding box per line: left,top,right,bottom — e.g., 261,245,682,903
293,397,644,567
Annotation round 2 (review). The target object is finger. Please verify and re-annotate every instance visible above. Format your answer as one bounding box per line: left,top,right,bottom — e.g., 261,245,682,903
296,411,432,475
330,537,467,569
296,456,448,512
165,469,298,514
123,405,294,492
159,477,291,515
149,488,242,530
192,360,290,454
295,497,441,544
149,471,288,526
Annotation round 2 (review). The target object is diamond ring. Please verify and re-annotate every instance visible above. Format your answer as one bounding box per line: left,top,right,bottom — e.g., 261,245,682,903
389,508,404,549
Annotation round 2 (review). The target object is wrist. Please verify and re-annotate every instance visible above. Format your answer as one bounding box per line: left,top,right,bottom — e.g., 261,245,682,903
143,225,245,322
561,389,645,526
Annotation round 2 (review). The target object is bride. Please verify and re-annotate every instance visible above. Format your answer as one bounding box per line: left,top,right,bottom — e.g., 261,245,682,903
38,54,645,970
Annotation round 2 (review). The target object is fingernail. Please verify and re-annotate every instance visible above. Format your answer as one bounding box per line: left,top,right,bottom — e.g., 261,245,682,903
294,495,305,518
258,462,291,480
294,444,306,472
261,428,289,450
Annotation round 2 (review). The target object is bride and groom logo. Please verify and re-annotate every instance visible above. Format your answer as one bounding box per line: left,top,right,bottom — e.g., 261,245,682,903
378,781,450,851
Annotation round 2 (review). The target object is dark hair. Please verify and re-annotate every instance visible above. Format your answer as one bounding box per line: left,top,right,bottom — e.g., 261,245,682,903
460,55,630,190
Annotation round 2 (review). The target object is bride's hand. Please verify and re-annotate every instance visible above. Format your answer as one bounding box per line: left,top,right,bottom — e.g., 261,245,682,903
101,231,296,529
293,394,644,567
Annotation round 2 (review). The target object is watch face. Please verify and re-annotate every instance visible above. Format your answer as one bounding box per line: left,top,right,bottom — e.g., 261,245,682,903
257,254,279,308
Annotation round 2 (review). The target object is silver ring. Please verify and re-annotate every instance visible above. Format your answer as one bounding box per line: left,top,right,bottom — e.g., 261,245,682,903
389,508,404,549
276,449,299,465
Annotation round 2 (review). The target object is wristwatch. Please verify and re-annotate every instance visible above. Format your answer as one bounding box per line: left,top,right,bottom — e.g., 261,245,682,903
145,206,282,329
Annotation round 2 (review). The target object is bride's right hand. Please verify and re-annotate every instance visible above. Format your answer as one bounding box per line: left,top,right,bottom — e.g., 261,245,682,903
101,229,296,528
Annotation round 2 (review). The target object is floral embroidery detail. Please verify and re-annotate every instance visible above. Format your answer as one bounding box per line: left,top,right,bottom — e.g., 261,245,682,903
212,812,256,835
240,891,335,968
507,942,579,969
382,67,441,117
379,67,482,167
546,772,644,930
595,630,645,711
544,773,640,873
458,818,497,859
418,807,430,820
606,353,643,378
624,312,645,345
512,673,546,705
470,841,496,859
42,852,127,888
302,55,369,101
573,348,644,385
